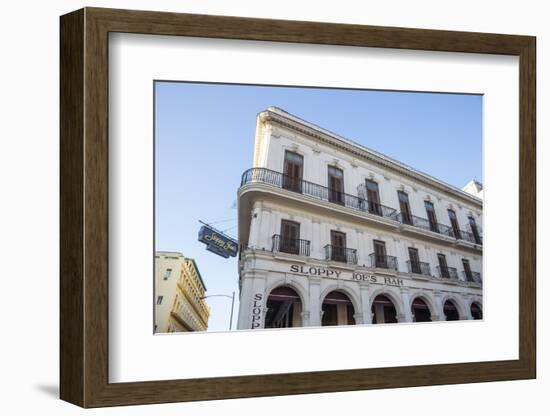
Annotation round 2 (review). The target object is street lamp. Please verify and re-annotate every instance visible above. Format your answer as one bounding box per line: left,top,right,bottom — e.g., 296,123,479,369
200,291,236,331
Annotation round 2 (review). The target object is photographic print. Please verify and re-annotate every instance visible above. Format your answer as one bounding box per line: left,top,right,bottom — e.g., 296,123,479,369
154,82,483,334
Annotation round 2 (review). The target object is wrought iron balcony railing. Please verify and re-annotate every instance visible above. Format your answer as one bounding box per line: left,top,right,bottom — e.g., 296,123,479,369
461,270,482,284
464,223,483,245
396,212,455,237
240,168,482,246
396,212,482,245
436,265,459,280
406,260,431,276
369,253,398,271
271,234,311,257
240,168,398,220
324,245,358,264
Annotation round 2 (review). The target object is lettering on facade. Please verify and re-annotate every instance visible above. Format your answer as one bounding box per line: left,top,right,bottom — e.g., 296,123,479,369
289,265,404,287
250,293,263,329
290,264,342,278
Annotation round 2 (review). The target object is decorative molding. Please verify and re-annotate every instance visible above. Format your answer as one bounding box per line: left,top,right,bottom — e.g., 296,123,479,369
261,110,483,208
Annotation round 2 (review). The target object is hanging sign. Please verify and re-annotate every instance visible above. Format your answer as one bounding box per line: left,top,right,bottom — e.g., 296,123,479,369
198,224,239,258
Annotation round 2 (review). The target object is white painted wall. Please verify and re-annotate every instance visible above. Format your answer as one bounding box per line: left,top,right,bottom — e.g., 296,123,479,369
248,201,482,278
257,118,483,232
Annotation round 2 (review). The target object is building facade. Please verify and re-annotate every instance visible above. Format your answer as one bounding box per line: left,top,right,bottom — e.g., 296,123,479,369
237,107,483,330
155,252,210,332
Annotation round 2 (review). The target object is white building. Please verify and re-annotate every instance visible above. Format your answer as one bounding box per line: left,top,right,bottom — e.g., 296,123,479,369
237,107,483,330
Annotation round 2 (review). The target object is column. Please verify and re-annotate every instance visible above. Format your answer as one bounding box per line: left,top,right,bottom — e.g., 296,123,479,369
461,295,473,320
259,208,272,250
311,218,321,259
356,230,367,267
359,283,373,324
236,272,267,330
308,276,322,326
247,202,263,248
236,275,254,330
432,290,444,321
398,287,413,323
301,310,311,327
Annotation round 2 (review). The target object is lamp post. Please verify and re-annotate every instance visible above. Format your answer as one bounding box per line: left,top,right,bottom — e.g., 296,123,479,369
200,291,236,330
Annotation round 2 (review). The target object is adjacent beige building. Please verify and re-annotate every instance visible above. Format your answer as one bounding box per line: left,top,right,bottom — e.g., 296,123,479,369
155,251,210,333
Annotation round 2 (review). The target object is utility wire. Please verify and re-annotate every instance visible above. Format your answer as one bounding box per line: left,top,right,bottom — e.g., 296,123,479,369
205,217,237,225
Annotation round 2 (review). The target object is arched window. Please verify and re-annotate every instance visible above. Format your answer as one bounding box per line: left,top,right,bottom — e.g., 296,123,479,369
265,286,302,328
371,294,398,324
443,300,460,321
411,297,432,322
322,290,356,326
471,302,483,320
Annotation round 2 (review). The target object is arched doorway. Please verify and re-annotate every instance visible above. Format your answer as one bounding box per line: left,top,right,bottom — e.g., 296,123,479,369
411,297,432,322
322,290,356,326
265,286,302,328
371,294,398,324
443,300,460,321
471,302,482,320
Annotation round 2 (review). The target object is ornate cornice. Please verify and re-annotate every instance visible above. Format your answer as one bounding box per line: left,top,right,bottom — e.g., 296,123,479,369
260,108,482,208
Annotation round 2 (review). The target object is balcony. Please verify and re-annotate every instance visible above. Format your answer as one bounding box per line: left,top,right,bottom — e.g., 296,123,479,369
461,270,482,284
369,253,398,271
272,234,311,257
406,260,431,276
463,223,483,245
436,265,459,280
240,168,482,246
396,213,454,237
240,168,398,220
324,245,358,264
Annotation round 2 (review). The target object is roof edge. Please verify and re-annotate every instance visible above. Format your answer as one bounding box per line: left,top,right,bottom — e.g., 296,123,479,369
260,107,482,208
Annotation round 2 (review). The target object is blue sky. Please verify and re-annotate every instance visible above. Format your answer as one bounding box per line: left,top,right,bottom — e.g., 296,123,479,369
155,81,482,332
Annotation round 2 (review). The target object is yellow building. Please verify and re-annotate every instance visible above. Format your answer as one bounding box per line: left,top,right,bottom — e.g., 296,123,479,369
155,251,210,333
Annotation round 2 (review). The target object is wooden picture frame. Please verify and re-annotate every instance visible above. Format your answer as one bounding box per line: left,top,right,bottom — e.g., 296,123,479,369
60,7,536,408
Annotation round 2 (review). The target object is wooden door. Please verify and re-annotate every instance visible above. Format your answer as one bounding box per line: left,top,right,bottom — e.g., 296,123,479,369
328,166,344,204
366,180,381,215
330,230,346,262
448,209,461,239
374,240,387,268
398,191,412,224
283,151,303,193
425,201,439,232
280,220,300,254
